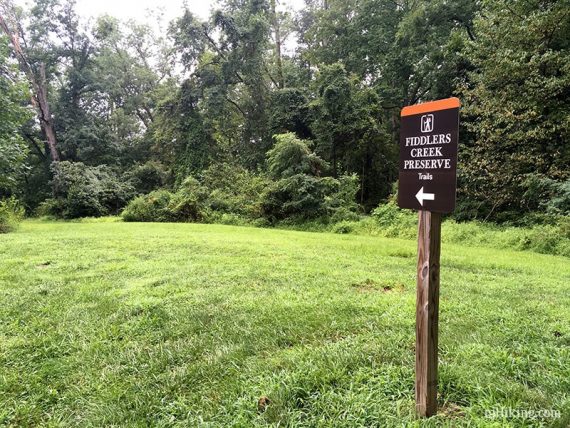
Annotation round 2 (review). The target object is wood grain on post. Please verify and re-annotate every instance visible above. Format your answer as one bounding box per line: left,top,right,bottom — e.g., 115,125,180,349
416,210,441,417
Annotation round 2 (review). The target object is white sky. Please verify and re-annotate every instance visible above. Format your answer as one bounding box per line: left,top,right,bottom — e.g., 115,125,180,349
75,0,217,23
18,0,305,25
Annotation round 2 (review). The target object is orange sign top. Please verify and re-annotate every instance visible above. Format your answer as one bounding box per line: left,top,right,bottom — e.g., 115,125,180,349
401,97,460,117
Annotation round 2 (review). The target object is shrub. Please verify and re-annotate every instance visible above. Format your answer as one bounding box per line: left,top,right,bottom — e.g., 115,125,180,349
65,184,105,218
201,163,268,218
122,179,208,223
36,198,66,218
261,172,361,224
48,161,135,219
324,174,361,222
332,220,356,234
444,219,570,257
0,198,25,233
122,190,174,222
546,180,570,215
261,174,331,221
217,213,250,226
521,175,570,216
98,172,135,214
371,201,417,239
126,161,170,195
267,133,328,178
166,177,208,222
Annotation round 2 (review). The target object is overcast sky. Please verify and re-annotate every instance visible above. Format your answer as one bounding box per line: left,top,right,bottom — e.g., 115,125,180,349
18,0,305,24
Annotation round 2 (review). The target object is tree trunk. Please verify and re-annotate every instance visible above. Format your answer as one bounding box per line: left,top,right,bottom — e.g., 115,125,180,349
270,0,284,89
361,155,365,205
36,63,59,161
0,14,60,162
332,142,338,178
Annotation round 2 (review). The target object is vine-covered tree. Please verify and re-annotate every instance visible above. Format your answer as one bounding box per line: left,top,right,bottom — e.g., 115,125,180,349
0,35,31,194
459,0,570,218
1,0,567,222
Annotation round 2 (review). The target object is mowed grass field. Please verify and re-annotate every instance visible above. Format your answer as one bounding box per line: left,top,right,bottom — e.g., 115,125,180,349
0,220,569,427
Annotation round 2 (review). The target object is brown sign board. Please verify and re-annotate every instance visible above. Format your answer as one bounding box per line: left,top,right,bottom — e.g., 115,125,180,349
398,98,460,213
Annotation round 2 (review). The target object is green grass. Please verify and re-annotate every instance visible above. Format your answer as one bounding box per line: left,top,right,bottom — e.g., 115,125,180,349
1,220,569,427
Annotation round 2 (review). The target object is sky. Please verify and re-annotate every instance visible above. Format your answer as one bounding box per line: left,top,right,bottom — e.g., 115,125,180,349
14,0,305,57
74,0,217,23
18,0,305,25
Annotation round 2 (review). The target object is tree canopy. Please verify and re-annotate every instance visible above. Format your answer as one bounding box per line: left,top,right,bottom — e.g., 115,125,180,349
0,0,567,221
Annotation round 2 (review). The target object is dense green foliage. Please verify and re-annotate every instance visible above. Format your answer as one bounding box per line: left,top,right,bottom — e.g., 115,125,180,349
367,202,570,257
0,37,30,194
0,197,24,233
1,221,568,425
0,0,568,224
122,134,360,224
459,0,570,219
38,162,134,219
1,1,569,424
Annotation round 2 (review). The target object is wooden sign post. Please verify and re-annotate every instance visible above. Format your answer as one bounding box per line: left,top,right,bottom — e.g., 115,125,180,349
415,210,441,417
398,98,460,417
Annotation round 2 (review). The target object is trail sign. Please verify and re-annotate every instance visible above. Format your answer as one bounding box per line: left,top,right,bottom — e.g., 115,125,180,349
398,98,461,418
398,98,460,213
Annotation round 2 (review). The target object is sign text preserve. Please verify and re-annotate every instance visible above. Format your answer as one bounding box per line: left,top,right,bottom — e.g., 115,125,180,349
398,98,460,213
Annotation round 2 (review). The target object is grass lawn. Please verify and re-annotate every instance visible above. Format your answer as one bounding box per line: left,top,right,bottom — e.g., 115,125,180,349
0,220,569,427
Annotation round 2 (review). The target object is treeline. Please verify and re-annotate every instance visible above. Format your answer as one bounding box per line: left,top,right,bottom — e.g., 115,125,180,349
0,0,568,225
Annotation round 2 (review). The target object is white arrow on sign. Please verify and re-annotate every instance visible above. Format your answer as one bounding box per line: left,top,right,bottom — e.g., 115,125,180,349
415,187,435,206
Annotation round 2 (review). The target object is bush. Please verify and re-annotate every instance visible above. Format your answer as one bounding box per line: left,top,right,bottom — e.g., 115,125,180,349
371,201,417,239
521,175,570,215
125,161,170,195
47,161,135,219
332,220,356,234
546,180,570,215
122,180,208,223
442,218,570,257
201,163,268,218
261,174,332,221
324,174,361,222
166,177,208,222
367,202,570,257
65,184,105,218
122,190,174,222
213,213,251,226
121,155,359,225
262,135,360,223
262,134,343,222
262,174,361,223
267,133,328,178
455,175,570,222
0,198,25,233
36,198,66,218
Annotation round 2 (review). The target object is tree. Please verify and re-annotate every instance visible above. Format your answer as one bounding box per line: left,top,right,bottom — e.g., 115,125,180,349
459,0,570,218
171,1,275,168
50,1,98,163
0,35,30,193
81,15,175,166
267,132,327,178
311,63,395,208
151,79,215,182
0,0,60,161
300,0,477,105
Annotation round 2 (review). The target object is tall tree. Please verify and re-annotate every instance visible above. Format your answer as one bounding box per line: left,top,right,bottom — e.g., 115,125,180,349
0,0,60,161
459,0,570,217
311,63,395,207
0,35,31,193
270,0,284,88
171,1,274,168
